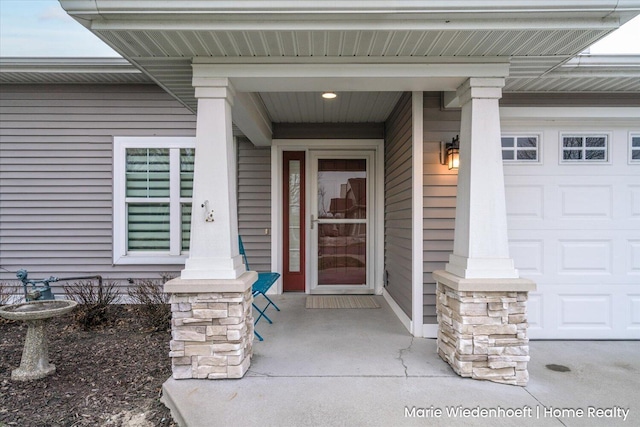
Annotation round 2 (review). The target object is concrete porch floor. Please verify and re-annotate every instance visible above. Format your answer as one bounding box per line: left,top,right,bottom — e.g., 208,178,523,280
162,294,640,426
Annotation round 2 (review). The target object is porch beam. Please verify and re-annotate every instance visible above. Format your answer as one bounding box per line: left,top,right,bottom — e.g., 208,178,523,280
442,91,460,109
192,62,510,93
231,91,272,147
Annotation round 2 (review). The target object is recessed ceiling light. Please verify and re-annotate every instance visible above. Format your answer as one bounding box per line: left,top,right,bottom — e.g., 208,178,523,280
322,92,337,99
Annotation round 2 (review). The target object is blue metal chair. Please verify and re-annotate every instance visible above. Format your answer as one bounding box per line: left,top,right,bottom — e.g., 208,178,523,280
238,236,281,341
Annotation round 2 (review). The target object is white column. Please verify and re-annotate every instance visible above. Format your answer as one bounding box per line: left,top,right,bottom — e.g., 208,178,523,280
445,77,518,279
182,79,245,280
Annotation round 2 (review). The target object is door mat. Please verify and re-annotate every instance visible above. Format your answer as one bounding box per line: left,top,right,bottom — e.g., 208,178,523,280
306,295,381,309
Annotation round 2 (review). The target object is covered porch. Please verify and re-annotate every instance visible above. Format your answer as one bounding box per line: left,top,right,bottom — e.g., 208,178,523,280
161,294,640,426
58,0,638,387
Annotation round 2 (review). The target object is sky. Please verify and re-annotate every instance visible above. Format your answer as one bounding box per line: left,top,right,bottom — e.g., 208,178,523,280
1,0,639,57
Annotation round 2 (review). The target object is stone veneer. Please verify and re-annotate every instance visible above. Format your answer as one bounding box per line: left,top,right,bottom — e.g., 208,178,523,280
164,273,256,380
433,271,535,387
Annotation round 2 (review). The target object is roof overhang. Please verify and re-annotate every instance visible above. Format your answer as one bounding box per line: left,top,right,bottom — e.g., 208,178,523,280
58,1,640,111
0,57,152,85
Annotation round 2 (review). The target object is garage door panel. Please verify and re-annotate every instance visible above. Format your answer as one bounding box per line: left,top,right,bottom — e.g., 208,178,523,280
558,239,612,275
528,285,640,339
509,239,544,276
505,184,544,220
630,185,640,218
558,185,612,219
558,295,612,330
628,240,640,275
629,295,640,331
507,176,637,229
510,230,639,285
527,293,544,331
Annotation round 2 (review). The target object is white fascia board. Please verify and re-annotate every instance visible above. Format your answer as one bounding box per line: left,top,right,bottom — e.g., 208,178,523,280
194,56,509,65
61,1,638,15
61,1,638,31
88,17,624,32
192,61,511,77
193,62,510,92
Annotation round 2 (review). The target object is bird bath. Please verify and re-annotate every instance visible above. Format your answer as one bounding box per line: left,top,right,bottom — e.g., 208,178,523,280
0,299,77,381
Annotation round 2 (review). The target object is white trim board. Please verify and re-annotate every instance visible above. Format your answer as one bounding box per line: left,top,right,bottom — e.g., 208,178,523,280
383,288,412,335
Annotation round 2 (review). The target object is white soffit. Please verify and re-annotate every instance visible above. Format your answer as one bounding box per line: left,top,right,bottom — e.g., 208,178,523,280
505,55,640,92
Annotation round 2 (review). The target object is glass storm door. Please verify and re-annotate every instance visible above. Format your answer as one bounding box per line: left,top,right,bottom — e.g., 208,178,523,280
310,152,373,293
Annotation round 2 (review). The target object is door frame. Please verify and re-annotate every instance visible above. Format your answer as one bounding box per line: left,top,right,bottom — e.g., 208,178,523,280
271,139,385,294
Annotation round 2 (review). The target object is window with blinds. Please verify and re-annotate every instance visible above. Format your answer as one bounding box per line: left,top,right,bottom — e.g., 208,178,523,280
126,149,171,251
114,137,195,264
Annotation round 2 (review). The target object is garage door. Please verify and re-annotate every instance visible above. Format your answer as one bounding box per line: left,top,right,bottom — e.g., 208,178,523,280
504,129,640,339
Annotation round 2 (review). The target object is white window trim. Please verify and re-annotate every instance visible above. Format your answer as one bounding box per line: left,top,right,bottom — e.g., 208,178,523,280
501,133,542,164
113,137,196,265
630,132,640,165
559,132,611,164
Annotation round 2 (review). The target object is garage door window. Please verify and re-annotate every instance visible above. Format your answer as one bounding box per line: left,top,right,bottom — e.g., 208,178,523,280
561,134,608,163
631,134,640,163
502,135,539,162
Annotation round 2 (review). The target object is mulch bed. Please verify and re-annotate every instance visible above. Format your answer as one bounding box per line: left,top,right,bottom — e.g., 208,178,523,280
0,305,176,426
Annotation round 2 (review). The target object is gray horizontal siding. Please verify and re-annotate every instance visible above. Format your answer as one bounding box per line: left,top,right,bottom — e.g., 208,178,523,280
422,92,460,324
384,92,413,318
237,138,272,273
0,84,196,289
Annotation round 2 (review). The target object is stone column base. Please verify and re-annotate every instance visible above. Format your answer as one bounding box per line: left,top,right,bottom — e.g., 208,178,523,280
433,270,536,386
164,272,257,379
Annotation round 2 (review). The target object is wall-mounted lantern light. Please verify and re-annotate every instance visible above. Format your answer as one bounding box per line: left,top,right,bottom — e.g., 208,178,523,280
440,135,460,170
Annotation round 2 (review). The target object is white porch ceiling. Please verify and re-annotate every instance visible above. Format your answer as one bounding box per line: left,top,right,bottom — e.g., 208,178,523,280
259,92,402,123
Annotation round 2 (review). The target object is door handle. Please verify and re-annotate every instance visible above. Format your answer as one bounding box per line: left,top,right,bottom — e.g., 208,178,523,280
311,214,319,229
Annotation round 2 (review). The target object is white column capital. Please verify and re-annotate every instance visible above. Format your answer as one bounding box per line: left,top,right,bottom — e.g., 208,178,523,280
457,77,504,105
193,77,236,103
